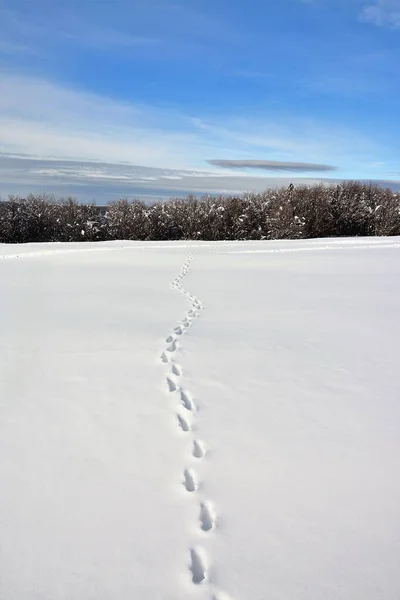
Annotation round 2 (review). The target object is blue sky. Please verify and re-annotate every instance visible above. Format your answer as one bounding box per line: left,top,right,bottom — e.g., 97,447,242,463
0,0,400,200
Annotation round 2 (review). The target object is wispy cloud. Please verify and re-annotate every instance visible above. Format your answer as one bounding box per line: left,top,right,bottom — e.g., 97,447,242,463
361,0,400,28
0,74,393,190
191,115,379,171
0,153,378,203
0,74,328,169
2,154,399,203
0,75,194,168
208,160,337,172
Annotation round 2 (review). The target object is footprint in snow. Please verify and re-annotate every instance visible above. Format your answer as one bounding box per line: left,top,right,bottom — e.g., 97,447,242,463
167,340,177,352
199,502,215,532
190,548,206,584
192,439,205,458
171,363,181,376
183,468,197,492
177,413,190,432
166,376,177,393
181,389,195,411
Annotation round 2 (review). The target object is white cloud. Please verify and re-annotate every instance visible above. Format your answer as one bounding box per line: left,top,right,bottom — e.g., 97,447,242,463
0,76,203,169
0,73,386,183
0,153,346,201
2,154,400,203
362,0,400,28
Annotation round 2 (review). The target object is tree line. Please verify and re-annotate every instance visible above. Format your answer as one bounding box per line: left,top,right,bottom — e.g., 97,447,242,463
1,181,399,243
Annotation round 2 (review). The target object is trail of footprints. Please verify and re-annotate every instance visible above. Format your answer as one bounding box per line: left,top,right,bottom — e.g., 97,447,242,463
160,255,226,598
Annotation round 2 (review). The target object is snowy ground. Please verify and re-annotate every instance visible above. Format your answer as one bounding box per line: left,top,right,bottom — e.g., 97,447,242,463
1,237,400,600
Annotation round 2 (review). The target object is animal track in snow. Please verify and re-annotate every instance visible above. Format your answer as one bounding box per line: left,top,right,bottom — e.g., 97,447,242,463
160,351,169,363
167,340,177,353
171,363,181,376
166,376,177,393
192,439,205,458
159,256,230,597
190,548,206,584
181,389,195,411
183,468,197,492
199,502,215,532
177,413,190,432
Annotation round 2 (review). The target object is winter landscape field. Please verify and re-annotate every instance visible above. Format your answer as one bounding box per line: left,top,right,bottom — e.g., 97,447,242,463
1,237,400,600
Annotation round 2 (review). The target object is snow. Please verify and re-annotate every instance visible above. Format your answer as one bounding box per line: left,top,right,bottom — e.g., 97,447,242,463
1,237,400,600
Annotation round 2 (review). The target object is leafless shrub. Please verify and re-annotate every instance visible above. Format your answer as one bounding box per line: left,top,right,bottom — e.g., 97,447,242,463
1,182,399,243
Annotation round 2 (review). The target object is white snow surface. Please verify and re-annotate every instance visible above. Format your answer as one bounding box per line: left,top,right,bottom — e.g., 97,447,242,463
1,237,400,600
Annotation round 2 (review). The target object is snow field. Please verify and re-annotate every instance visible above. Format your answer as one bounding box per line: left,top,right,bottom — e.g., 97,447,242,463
1,237,400,600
